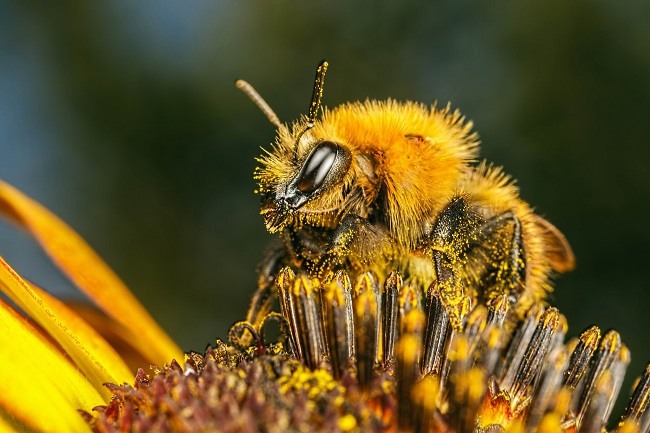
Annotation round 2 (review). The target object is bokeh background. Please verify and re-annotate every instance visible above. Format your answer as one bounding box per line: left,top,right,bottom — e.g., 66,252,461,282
1,0,649,410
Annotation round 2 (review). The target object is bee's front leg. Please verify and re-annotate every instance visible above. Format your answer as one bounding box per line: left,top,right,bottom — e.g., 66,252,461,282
316,214,389,280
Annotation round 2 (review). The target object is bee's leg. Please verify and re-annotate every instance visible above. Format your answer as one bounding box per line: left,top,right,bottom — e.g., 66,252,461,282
317,214,388,279
427,198,527,303
420,197,480,375
316,214,364,278
426,197,480,320
245,240,288,329
467,210,527,305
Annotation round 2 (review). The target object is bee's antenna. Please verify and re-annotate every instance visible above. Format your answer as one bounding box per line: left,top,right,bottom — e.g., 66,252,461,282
236,79,282,129
306,60,329,128
294,60,329,160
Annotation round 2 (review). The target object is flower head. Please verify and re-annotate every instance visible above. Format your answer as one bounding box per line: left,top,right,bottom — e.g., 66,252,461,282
87,267,650,432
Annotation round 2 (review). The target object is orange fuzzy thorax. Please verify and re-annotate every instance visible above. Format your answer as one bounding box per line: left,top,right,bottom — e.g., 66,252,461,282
309,100,479,247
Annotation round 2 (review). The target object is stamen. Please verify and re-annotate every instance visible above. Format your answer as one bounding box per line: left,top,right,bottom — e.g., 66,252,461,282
476,324,505,379
486,295,509,327
464,304,488,352
322,271,353,379
352,272,380,390
574,329,624,429
525,346,570,429
508,307,560,408
581,371,615,433
421,283,452,377
396,309,425,432
381,272,401,366
563,326,601,390
620,363,650,428
398,280,423,330
93,270,650,431
285,274,323,368
276,267,300,357
605,346,631,424
498,304,543,387
446,335,486,432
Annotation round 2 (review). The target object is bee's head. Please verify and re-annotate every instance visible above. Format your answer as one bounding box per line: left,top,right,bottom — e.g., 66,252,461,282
244,60,356,233
242,61,479,241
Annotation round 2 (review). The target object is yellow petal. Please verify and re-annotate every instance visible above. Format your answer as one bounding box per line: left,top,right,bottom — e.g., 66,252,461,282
0,298,101,433
0,257,128,400
0,180,183,365
33,281,135,381
64,301,151,372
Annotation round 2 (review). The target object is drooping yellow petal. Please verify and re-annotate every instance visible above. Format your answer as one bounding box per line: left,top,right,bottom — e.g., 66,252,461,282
0,257,128,400
0,298,102,433
64,301,152,372
32,281,135,381
0,180,183,365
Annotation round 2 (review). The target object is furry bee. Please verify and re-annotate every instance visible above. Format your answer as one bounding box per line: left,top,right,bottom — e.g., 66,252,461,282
238,61,574,329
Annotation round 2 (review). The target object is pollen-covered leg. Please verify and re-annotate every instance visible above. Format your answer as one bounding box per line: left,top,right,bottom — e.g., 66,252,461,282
425,197,481,327
467,211,527,305
315,214,390,280
425,198,529,325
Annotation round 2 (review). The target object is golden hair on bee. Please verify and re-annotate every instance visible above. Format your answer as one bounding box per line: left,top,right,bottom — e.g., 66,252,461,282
238,60,575,327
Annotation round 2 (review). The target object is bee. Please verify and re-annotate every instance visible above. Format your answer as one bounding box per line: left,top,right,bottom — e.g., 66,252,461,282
237,61,574,330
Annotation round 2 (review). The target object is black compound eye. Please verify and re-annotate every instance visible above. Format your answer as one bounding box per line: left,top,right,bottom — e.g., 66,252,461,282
296,141,339,194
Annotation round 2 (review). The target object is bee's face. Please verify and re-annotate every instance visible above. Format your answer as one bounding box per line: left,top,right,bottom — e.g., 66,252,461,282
256,127,354,233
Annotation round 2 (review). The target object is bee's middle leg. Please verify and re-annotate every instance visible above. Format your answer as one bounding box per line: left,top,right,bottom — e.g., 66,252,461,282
425,197,480,316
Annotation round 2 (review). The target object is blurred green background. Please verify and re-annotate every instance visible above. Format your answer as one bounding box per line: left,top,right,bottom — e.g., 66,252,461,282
1,0,649,406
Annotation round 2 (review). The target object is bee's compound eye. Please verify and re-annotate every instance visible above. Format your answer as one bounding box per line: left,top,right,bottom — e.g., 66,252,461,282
296,141,339,194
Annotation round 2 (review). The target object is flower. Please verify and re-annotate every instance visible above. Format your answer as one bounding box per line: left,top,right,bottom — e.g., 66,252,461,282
1,180,649,433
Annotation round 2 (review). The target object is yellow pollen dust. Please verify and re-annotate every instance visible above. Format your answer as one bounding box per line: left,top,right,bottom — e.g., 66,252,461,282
337,414,357,432
278,365,343,401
